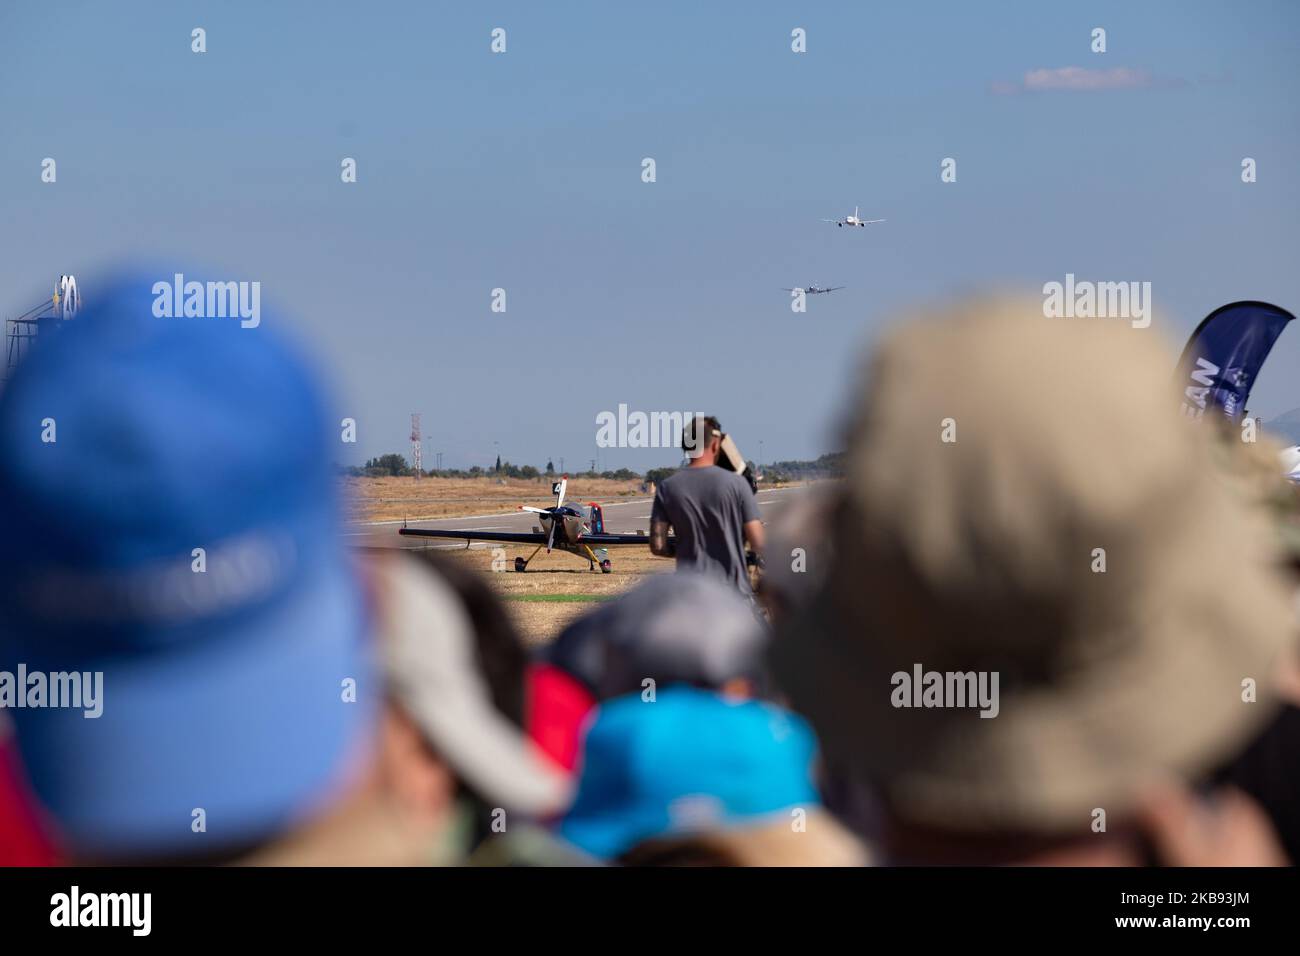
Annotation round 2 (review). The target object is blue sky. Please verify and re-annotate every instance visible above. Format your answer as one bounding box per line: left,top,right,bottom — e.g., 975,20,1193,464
2,1,1298,469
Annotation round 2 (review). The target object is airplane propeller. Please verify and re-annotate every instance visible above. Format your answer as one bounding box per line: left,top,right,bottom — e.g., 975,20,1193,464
545,476,566,552
519,476,568,552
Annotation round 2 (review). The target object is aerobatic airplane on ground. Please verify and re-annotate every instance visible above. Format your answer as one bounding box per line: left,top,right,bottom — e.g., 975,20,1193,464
398,476,658,573
783,284,845,295
822,206,885,228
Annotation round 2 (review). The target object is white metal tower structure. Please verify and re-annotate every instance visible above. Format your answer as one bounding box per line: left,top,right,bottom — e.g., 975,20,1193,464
4,274,79,385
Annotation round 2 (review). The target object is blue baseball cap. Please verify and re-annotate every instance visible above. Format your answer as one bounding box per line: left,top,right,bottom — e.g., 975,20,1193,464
558,687,822,860
0,266,376,860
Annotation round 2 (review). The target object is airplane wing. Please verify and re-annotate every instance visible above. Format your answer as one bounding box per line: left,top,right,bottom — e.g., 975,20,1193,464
826,286,846,292
578,532,653,546
860,219,886,224
397,528,659,546
398,528,549,544
820,219,839,223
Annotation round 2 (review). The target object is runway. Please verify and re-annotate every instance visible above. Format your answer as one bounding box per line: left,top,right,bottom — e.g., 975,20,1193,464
346,485,801,551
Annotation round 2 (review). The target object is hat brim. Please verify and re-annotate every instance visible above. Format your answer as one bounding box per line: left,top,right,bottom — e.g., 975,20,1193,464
377,555,571,819
774,557,1295,834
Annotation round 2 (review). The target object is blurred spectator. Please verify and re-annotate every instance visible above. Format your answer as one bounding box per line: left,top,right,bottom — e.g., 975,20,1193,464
0,267,378,863
241,550,579,866
358,550,580,867
757,485,882,838
0,267,567,866
758,480,837,624
0,715,57,865
1210,436,1300,863
770,298,1297,865
559,687,866,866
1216,703,1300,864
528,572,768,770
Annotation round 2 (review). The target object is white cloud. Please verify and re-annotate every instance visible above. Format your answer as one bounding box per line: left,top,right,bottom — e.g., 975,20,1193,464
993,66,1167,94
1026,66,1152,91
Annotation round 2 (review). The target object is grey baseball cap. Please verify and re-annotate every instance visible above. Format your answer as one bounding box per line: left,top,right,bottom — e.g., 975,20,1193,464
545,572,768,699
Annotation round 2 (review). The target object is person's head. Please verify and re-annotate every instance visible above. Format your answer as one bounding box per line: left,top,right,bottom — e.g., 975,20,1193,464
530,573,769,770
0,266,377,864
558,687,866,866
771,297,1298,864
546,572,767,698
0,268,563,867
682,415,723,463
371,552,570,825
238,550,571,867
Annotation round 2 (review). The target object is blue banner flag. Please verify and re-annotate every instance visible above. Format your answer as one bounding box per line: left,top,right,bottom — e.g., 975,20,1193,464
1176,300,1294,423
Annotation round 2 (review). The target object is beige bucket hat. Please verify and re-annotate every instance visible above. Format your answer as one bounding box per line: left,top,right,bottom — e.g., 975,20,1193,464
772,298,1298,833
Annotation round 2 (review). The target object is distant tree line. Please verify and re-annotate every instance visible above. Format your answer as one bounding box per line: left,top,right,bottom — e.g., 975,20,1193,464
762,451,844,482
646,452,843,486
340,452,842,482
341,455,645,483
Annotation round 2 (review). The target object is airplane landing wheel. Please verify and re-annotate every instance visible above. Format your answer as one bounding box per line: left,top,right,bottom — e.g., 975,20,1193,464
514,557,527,572
600,559,612,574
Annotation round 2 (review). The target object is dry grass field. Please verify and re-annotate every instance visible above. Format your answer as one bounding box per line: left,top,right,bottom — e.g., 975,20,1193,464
345,475,650,523
409,538,673,648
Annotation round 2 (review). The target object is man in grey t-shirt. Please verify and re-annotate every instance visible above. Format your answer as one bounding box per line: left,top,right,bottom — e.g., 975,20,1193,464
649,416,764,595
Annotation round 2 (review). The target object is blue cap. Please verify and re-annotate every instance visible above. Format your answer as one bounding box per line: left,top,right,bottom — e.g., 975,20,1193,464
558,687,822,860
0,266,376,859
